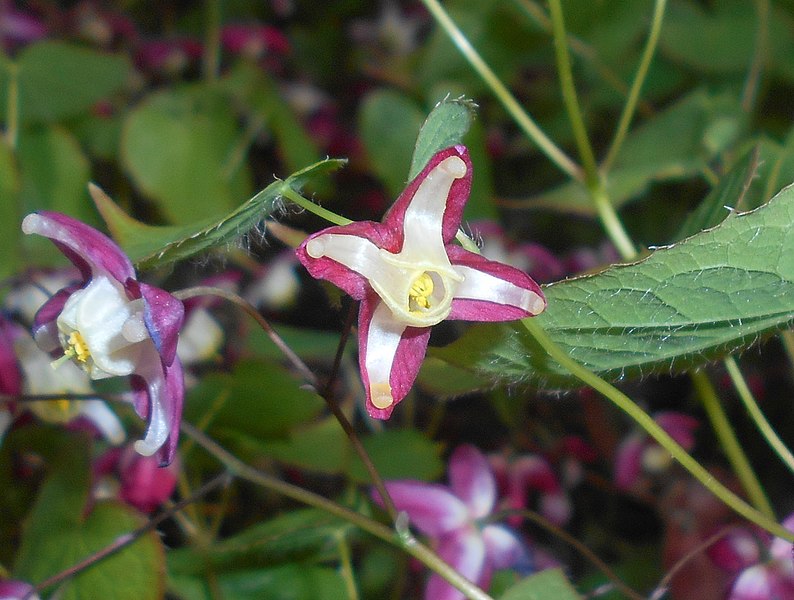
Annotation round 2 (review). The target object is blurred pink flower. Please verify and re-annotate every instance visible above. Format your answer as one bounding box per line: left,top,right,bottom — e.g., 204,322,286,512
489,453,571,527
373,445,530,600
614,411,699,492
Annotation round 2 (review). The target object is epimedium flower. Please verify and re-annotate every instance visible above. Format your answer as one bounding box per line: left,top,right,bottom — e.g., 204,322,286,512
22,211,185,466
0,580,40,600
372,445,530,600
297,145,546,418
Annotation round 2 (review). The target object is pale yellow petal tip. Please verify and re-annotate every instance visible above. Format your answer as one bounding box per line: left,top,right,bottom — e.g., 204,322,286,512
370,382,394,409
441,156,467,179
134,439,157,457
306,237,326,258
531,293,547,315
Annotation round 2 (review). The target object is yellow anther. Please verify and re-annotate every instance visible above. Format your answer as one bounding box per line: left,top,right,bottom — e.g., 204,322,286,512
409,272,434,310
67,331,91,363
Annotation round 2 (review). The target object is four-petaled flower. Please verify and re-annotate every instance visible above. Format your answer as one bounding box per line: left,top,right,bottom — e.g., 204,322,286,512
297,145,546,418
22,211,185,466
373,444,530,600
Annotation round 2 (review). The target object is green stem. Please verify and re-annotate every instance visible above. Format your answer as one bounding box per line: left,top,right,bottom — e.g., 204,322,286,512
726,356,794,476
691,370,775,519
520,318,792,541
781,331,794,372
281,186,352,226
547,0,598,184
182,423,494,600
602,0,667,172
741,0,769,113
4,61,18,150
203,0,222,83
591,185,636,260
419,0,582,182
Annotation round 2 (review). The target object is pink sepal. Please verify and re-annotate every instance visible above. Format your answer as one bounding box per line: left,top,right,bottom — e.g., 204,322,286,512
0,316,22,396
448,444,496,520
21,211,135,284
656,412,699,449
375,481,469,537
381,145,472,247
127,280,185,366
31,285,81,352
446,245,546,320
357,294,430,419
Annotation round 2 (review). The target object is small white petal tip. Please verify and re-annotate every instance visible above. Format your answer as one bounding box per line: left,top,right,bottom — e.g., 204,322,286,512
306,238,326,258
134,439,157,457
440,156,467,179
370,382,394,409
21,214,41,235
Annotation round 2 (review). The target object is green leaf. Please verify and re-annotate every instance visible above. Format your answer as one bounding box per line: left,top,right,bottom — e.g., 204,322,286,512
185,360,325,440
672,146,759,242
14,436,164,600
168,509,351,575
511,90,744,215
498,569,581,600
121,86,252,224
659,0,758,74
256,417,348,475
18,125,92,219
432,185,794,388
359,90,425,197
92,157,345,269
347,430,443,483
409,96,477,180
222,62,322,181
170,565,347,600
0,42,130,123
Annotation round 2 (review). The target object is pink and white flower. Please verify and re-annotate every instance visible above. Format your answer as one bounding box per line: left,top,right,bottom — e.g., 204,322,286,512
0,580,40,600
373,445,530,600
297,146,546,418
22,211,184,466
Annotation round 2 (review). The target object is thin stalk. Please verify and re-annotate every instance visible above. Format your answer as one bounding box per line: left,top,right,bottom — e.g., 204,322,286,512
336,531,360,600
520,317,792,541
280,186,352,226
511,0,653,116
174,286,397,524
507,509,643,600
203,0,222,83
726,356,794,475
741,0,769,113
691,370,775,519
546,0,598,184
4,61,19,150
182,423,494,600
591,185,636,260
28,472,232,599
781,331,794,372
419,0,582,182
602,0,667,172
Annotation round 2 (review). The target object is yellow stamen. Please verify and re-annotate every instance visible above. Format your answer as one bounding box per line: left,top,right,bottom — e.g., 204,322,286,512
68,331,91,363
409,272,434,311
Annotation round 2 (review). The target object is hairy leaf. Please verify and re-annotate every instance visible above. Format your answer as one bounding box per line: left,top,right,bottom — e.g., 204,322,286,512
92,158,345,269
433,184,794,388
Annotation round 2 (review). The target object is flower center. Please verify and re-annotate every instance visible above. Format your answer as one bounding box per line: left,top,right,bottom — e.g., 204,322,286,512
52,330,93,371
408,272,434,311
28,396,84,424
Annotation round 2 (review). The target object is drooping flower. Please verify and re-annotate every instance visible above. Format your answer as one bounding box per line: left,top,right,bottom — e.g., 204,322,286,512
710,513,794,600
373,445,530,600
614,411,699,492
297,146,546,418
22,211,184,466
94,445,178,513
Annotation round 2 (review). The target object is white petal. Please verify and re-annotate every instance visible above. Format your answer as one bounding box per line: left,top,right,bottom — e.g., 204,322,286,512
133,372,170,457
79,400,126,445
453,266,545,314
400,155,467,267
364,302,407,409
